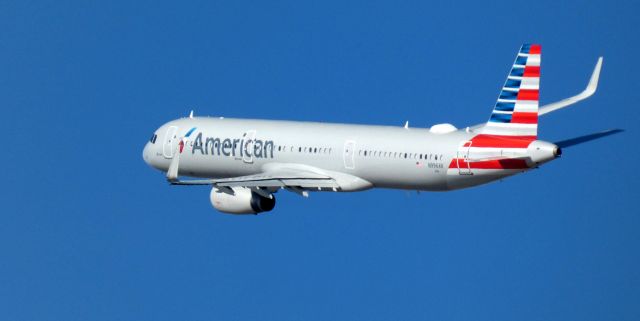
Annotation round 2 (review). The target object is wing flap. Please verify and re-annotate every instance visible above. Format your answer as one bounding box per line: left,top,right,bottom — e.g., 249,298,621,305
169,169,340,190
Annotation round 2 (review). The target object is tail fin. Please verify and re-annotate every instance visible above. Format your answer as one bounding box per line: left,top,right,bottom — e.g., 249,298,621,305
481,44,541,138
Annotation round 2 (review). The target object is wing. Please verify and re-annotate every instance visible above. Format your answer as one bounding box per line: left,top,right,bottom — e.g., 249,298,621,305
538,57,603,116
165,150,341,196
170,169,339,189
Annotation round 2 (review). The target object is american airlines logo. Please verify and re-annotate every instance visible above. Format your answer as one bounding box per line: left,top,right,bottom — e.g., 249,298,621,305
191,132,275,159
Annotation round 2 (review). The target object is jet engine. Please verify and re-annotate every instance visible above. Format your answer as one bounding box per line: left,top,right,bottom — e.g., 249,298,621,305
210,186,276,214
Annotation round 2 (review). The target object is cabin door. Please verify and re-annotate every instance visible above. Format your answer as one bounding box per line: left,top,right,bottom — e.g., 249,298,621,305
343,140,356,169
163,126,178,159
456,140,473,175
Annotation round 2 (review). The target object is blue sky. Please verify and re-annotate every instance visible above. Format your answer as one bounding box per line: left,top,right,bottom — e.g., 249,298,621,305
1,0,639,320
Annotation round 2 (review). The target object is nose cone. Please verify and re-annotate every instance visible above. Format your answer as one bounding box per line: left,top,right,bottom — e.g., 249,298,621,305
142,142,152,166
527,140,559,165
142,140,168,171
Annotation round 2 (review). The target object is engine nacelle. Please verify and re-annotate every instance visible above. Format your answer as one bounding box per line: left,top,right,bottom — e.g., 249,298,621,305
210,187,276,214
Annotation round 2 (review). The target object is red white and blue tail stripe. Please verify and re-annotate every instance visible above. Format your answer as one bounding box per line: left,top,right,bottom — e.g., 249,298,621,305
447,44,542,175
481,44,541,138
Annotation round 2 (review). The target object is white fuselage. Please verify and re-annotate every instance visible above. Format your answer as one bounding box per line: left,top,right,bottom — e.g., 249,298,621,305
143,117,558,192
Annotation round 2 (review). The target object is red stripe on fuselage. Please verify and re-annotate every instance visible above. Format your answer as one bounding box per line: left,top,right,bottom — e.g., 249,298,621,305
469,134,536,148
448,158,530,170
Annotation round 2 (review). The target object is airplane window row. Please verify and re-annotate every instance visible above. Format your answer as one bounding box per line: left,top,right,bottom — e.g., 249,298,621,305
358,150,443,161
276,145,333,154
186,139,443,162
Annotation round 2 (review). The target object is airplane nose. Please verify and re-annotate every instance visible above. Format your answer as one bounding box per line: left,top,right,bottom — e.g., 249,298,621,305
143,143,151,166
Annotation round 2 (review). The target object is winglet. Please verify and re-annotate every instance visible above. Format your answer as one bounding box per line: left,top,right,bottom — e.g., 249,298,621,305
586,57,603,95
538,57,603,116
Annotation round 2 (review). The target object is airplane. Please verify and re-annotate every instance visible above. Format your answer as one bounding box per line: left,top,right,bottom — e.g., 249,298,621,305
143,44,621,215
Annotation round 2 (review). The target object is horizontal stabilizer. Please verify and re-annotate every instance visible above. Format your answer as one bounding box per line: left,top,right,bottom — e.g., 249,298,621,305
555,129,623,148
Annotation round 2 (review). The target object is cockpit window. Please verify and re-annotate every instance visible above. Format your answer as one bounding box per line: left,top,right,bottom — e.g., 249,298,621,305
150,134,158,144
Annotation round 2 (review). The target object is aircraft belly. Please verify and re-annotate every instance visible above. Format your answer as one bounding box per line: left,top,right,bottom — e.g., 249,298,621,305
354,161,449,191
